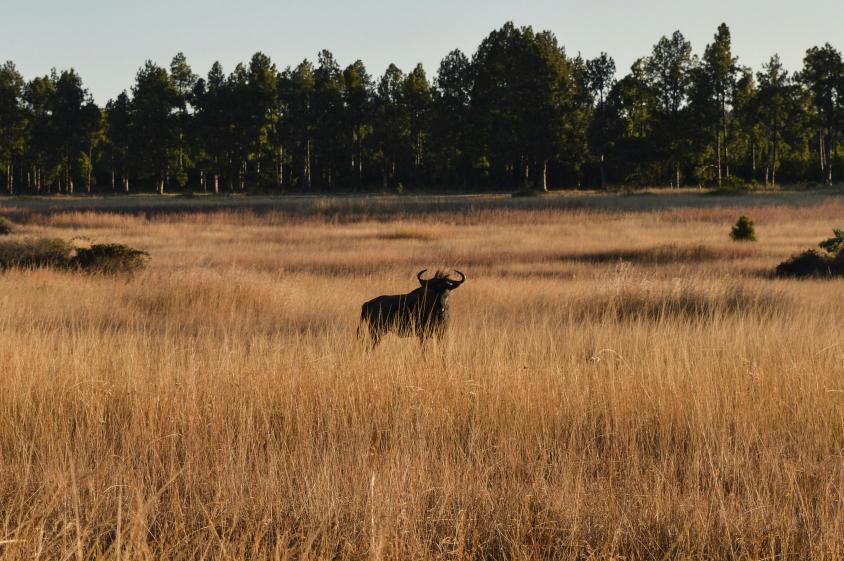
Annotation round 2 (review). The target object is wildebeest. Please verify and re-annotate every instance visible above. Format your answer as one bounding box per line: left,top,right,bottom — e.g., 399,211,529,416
359,269,466,347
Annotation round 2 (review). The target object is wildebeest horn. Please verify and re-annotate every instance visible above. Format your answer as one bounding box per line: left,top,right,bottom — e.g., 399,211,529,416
417,269,429,282
448,270,465,286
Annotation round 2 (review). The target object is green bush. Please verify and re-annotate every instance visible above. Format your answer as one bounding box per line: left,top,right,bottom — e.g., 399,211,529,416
73,243,150,274
0,238,149,275
0,217,16,235
775,249,836,278
819,228,844,255
0,238,74,270
775,228,844,278
730,216,757,242
723,176,757,191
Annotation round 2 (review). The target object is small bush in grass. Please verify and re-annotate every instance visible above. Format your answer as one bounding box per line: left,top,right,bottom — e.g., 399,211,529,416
0,238,149,275
819,228,844,255
730,216,756,241
73,243,150,274
0,217,16,235
723,176,757,191
0,238,74,269
775,249,835,278
776,228,844,278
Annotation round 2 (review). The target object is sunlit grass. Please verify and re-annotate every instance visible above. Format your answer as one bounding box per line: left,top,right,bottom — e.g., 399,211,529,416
0,192,843,560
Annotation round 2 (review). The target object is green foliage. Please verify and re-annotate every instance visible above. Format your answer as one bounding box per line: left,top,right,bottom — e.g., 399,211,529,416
776,229,844,278
1,24,843,193
775,249,838,278
73,243,150,274
0,217,16,235
0,238,148,274
0,238,74,269
818,228,844,255
723,176,757,190
730,216,757,241
707,177,758,195
511,188,544,198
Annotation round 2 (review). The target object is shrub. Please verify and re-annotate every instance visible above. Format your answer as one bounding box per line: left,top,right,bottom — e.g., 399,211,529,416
0,238,149,275
775,229,844,278
730,216,757,242
72,243,150,274
0,217,16,235
819,228,844,255
707,177,759,195
0,238,74,270
775,249,836,278
512,184,548,198
723,176,757,190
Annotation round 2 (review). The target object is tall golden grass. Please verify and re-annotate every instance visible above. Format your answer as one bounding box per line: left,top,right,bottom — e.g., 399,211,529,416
1,192,843,560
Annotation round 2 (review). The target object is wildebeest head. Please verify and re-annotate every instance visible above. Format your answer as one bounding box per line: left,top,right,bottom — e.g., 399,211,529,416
416,268,466,294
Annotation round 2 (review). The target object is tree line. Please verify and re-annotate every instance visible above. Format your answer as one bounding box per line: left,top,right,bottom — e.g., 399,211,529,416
0,22,842,195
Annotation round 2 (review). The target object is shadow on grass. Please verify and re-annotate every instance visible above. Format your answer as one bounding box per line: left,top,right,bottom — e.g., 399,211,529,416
559,244,756,265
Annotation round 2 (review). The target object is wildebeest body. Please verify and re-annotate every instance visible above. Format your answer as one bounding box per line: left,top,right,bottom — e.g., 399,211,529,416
359,270,464,346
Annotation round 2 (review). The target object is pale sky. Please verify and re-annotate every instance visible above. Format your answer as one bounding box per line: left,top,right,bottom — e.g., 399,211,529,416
3,0,842,104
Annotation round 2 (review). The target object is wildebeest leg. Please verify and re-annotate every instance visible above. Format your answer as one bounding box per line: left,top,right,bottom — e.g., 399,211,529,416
357,320,380,350
362,322,381,349
368,330,381,350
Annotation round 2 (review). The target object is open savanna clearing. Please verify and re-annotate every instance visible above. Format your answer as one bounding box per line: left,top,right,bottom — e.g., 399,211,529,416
1,191,843,560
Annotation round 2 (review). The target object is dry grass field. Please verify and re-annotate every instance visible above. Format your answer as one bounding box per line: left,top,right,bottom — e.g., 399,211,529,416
1,191,843,560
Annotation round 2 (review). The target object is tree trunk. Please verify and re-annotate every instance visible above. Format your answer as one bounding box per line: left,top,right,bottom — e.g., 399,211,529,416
540,160,548,192
722,102,730,179
826,131,834,185
716,131,722,188
771,140,778,186
302,141,312,191
275,146,284,189
381,161,388,190
819,130,825,178
357,138,363,190
527,161,532,189
86,148,92,193
751,141,756,179
599,154,607,190
307,141,312,190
